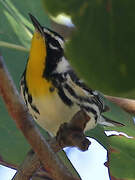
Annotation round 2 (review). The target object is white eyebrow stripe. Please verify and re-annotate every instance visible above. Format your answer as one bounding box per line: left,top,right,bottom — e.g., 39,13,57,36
43,27,64,49
43,28,51,35
49,43,58,50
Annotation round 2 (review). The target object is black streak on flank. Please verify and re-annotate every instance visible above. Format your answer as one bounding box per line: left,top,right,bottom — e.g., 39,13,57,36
64,83,94,104
64,84,77,99
34,115,37,120
20,71,40,115
77,104,98,122
67,70,94,94
58,87,73,106
31,104,40,114
28,94,32,104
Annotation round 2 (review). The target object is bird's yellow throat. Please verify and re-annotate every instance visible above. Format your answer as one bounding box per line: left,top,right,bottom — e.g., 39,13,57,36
26,31,53,97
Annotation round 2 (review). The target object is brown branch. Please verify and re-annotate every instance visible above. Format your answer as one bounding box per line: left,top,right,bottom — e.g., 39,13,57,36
12,150,41,180
32,166,54,180
32,174,53,180
12,149,54,180
0,54,80,180
105,95,135,115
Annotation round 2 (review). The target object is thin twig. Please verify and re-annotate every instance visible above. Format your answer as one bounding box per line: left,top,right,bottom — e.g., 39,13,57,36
0,41,29,52
105,95,135,115
0,54,79,180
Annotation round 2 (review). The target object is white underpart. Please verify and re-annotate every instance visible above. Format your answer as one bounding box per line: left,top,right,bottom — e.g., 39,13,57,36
29,93,79,135
49,43,58,50
43,27,64,48
56,57,70,73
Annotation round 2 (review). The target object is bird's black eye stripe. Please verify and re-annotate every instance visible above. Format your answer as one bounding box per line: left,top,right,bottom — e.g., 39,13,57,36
51,39,59,47
45,27,64,41
45,33,62,50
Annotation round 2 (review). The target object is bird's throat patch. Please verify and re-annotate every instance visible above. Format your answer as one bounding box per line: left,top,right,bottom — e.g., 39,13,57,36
26,31,53,97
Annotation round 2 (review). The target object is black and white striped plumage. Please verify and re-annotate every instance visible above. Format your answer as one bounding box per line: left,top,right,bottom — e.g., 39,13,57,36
20,14,119,135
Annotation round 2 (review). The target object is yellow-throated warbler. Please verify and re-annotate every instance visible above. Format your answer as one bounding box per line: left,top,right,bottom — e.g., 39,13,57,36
20,14,120,135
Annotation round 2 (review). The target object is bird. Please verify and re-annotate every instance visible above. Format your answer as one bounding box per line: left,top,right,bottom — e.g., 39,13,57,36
20,14,121,136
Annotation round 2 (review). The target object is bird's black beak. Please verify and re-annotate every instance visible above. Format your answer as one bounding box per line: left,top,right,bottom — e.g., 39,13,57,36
29,13,43,34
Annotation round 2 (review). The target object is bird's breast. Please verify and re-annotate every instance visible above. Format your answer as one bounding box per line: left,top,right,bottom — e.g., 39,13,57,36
30,92,79,135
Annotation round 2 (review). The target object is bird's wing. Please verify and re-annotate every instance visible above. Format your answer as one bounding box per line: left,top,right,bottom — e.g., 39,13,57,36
65,70,109,113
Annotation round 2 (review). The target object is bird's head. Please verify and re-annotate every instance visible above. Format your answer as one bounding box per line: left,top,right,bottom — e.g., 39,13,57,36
29,14,66,79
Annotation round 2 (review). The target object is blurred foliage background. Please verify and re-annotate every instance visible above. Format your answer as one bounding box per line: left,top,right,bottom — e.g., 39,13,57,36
44,0,135,98
0,0,135,179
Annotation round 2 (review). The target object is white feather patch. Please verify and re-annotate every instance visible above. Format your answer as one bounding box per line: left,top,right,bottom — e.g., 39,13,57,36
56,57,70,73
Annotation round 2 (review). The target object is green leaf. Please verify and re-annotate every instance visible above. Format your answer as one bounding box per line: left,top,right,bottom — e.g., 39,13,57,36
58,150,80,178
3,10,31,48
0,95,30,167
109,136,135,179
85,96,135,179
104,98,135,179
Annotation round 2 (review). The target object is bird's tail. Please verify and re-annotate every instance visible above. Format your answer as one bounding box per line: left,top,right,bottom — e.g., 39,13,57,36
99,115,125,127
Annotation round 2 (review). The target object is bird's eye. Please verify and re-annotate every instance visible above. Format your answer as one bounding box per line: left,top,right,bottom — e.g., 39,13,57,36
49,43,58,50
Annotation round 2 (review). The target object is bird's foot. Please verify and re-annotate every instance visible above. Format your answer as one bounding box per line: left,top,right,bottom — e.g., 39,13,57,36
56,122,91,151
